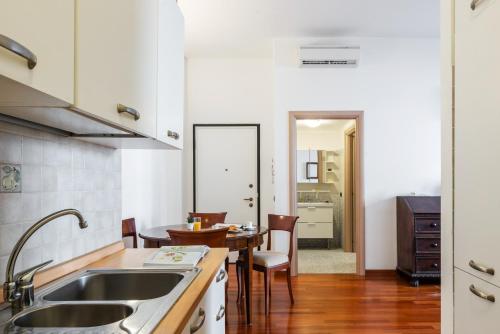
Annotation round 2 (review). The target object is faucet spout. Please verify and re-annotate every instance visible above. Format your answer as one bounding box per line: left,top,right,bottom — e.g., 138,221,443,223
3,209,87,310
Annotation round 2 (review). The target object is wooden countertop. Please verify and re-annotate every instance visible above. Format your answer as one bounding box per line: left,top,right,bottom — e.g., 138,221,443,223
0,242,228,334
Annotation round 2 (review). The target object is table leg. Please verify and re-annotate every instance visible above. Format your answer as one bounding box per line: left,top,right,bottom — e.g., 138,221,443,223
244,240,254,325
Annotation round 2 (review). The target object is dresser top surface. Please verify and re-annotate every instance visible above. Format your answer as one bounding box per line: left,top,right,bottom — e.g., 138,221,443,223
397,196,441,214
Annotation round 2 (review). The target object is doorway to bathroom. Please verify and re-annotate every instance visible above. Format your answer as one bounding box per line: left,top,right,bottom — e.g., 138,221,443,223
289,112,364,275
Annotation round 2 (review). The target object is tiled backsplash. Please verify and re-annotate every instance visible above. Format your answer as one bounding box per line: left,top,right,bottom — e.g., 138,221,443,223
0,122,121,280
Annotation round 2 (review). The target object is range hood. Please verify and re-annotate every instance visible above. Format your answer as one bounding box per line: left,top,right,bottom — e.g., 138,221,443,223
0,75,171,149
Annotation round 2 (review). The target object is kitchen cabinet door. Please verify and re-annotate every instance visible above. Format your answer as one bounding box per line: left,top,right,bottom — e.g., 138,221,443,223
455,268,499,333
454,0,500,287
0,0,74,104
156,0,184,148
75,0,157,137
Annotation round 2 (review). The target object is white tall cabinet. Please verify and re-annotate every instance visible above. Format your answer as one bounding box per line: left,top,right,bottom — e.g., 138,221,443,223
444,0,500,332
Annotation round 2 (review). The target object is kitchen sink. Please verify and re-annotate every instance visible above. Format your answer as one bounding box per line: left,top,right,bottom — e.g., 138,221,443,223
13,304,133,328
43,271,184,301
0,268,200,333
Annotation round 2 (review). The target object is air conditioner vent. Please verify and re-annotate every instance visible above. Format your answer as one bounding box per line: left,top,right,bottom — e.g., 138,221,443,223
300,46,360,67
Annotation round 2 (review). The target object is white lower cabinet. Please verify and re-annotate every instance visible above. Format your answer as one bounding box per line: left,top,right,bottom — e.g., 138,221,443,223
298,222,333,239
183,264,226,334
454,268,499,333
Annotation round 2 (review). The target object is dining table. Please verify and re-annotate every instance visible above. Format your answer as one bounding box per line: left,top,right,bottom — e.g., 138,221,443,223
138,224,268,325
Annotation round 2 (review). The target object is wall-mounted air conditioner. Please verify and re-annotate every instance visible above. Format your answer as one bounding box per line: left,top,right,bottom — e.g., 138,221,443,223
299,46,360,67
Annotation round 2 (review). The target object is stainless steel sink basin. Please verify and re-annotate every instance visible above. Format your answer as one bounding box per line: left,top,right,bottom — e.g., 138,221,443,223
0,268,201,333
13,304,133,328
43,271,184,301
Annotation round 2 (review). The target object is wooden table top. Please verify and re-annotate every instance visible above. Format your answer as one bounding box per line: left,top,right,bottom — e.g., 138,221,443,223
139,224,268,241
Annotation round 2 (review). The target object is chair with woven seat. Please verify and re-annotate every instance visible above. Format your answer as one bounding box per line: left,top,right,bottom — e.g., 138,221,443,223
188,212,227,228
236,214,299,315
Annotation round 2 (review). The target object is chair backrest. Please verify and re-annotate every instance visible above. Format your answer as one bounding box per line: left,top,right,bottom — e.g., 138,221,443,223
167,227,229,248
267,214,299,261
188,212,227,228
122,218,137,248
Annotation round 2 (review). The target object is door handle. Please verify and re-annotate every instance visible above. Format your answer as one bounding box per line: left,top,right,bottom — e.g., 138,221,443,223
469,260,495,276
469,284,495,303
243,197,253,201
0,34,37,69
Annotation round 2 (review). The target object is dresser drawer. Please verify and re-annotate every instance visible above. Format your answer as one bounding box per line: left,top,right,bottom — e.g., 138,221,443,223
455,269,499,334
415,218,440,233
416,237,440,254
298,222,333,239
416,256,440,273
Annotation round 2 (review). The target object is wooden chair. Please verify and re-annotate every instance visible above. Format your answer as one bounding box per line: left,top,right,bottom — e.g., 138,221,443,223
237,214,299,315
122,218,138,248
167,227,229,248
168,227,231,310
188,212,227,228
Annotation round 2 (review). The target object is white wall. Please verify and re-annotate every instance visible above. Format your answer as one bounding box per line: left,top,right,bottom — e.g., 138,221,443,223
182,58,275,227
121,149,183,246
273,38,441,269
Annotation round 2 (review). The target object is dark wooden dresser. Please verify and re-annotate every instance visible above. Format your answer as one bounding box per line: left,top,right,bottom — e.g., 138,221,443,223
397,196,441,286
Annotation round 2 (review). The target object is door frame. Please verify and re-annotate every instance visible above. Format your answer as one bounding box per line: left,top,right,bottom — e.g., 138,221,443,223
192,124,261,229
289,111,365,275
343,126,356,253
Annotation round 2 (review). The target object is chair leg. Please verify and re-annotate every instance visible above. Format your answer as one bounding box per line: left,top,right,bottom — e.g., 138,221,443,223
286,268,294,304
225,258,229,307
264,269,270,315
236,262,241,303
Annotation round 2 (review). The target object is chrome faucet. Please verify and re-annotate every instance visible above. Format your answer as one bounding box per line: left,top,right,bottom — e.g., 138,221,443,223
3,209,87,312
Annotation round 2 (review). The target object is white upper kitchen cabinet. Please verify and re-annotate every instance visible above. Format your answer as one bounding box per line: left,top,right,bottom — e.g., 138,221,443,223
0,0,74,105
157,0,184,148
75,0,159,138
75,0,185,144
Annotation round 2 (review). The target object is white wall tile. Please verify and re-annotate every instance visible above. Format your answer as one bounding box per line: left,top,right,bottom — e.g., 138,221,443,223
22,165,42,192
0,193,22,223
0,132,22,163
22,137,42,165
0,125,121,279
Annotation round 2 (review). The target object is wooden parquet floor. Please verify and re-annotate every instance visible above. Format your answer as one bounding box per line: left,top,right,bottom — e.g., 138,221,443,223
226,269,440,334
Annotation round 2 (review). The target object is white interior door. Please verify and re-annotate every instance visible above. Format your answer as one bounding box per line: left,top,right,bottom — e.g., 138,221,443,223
194,125,259,225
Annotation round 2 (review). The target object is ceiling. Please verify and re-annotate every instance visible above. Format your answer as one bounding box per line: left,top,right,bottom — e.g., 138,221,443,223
178,0,439,57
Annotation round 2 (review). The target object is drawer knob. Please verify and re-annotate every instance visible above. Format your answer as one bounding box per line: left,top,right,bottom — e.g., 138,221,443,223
432,263,439,268
431,243,439,248
430,223,438,228
469,260,495,276
469,284,495,303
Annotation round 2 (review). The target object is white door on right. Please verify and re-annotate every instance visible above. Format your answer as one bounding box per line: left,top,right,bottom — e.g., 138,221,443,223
454,0,500,287
194,125,259,226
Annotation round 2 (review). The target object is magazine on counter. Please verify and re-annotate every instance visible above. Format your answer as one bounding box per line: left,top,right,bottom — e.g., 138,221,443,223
143,245,210,269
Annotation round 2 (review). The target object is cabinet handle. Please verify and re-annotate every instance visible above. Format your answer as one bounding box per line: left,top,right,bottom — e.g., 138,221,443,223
431,242,439,248
190,308,206,333
469,260,495,276
117,104,140,121
430,223,438,228
216,269,226,283
469,284,495,303
0,34,37,69
167,130,180,140
432,263,439,268
216,305,225,321
470,0,482,10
